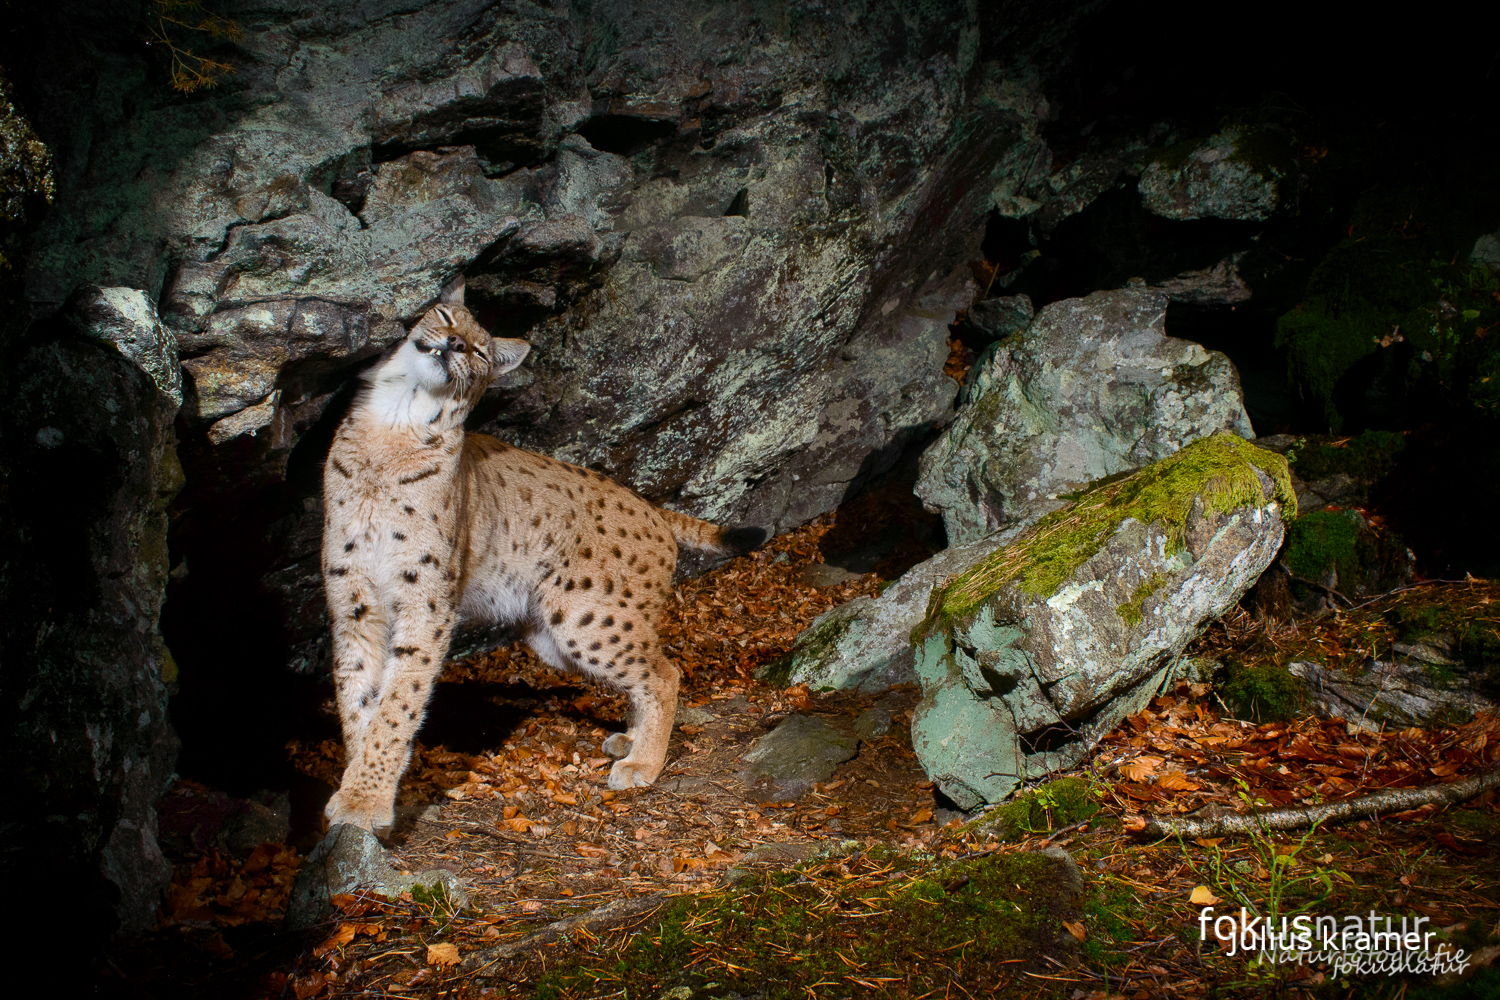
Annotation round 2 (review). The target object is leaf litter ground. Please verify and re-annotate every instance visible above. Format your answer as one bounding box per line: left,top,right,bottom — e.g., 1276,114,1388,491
100,517,1500,999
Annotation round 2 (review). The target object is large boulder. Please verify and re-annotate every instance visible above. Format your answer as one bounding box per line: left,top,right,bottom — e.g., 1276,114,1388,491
1138,126,1295,222
915,286,1255,547
777,287,1256,693
910,434,1293,809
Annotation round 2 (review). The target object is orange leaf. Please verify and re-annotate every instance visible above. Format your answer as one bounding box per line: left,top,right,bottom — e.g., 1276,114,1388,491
1156,771,1202,792
1061,919,1086,942
426,942,460,967
911,808,934,824
1120,756,1163,782
1189,885,1221,906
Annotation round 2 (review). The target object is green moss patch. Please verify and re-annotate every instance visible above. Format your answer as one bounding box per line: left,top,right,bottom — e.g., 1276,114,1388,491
921,434,1294,634
1290,430,1407,482
1117,572,1167,627
531,849,1079,999
1217,661,1306,723
1283,509,1367,582
1274,168,1500,429
963,777,1102,842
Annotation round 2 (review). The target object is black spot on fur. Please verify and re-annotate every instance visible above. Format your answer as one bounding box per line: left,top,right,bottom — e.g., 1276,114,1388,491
420,553,436,564
565,580,575,591
581,577,592,589
329,566,348,577
578,612,595,626
331,459,353,478
622,621,633,631
589,642,602,651
352,604,368,620
398,466,440,485
403,570,419,583
344,541,357,552
394,646,419,657
551,611,564,625
602,616,614,627
392,531,406,541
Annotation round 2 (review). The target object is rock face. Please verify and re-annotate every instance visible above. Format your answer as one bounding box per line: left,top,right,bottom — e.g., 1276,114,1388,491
0,316,182,942
1138,127,1293,222
13,0,1104,679
909,434,1293,809
916,287,1255,547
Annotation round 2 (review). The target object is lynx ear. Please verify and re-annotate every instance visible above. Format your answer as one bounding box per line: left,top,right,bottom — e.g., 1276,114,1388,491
491,338,530,378
438,275,465,306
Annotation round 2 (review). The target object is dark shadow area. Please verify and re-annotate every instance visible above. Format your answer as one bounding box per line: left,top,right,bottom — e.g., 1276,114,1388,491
576,114,678,156
1166,302,1302,435
820,430,948,582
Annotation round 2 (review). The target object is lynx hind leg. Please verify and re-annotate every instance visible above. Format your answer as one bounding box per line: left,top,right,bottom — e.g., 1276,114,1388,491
609,647,679,790
530,611,678,790
326,602,451,834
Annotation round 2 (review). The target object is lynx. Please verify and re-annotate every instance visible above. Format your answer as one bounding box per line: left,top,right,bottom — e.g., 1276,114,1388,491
320,278,760,834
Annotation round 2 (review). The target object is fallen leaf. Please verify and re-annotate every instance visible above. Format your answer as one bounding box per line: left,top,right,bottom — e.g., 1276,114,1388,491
1156,771,1202,792
426,942,460,967
444,830,465,840
911,808,934,824
292,971,329,999
1062,919,1086,942
1194,838,1224,848
1189,886,1221,906
1120,756,1164,782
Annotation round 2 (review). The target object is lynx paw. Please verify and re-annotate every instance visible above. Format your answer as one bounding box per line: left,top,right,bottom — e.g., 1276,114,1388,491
324,789,394,836
607,758,658,790
600,733,633,759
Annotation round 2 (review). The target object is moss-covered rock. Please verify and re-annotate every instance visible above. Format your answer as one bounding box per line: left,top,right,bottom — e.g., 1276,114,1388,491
1290,430,1407,483
910,434,1291,808
963,777,1102,842
1274,186,1500,429
1218,661,1306,723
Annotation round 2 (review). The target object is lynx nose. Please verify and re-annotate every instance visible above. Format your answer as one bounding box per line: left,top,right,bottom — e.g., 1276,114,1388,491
446,335,466,354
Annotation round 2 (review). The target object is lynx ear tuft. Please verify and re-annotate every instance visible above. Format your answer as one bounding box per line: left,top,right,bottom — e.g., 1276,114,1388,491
438,275,465,306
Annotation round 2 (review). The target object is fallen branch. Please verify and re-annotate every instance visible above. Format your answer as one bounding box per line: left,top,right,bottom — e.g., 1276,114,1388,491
1140,767,1500,838
462,893,666,973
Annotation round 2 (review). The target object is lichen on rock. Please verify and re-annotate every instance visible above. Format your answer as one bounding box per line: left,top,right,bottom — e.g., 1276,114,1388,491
1138,125,1294,222
909,434,1292,809
916,287,1256,547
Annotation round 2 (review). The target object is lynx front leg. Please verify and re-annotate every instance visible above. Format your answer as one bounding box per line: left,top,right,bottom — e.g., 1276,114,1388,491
326,570,389,754
327,596,455,834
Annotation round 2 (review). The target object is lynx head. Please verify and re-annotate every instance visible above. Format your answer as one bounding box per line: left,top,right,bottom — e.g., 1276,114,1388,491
389,277,530,405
